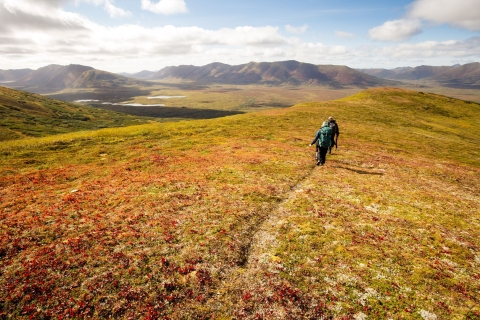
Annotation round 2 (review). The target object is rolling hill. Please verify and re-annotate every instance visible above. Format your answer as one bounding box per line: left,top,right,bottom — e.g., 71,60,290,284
0,86,153,141
146,60,397,87
11,64,151,93
0,87,479,319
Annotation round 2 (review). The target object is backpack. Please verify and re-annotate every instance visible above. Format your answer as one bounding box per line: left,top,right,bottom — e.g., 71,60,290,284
318,126,332,148
329,121,338,136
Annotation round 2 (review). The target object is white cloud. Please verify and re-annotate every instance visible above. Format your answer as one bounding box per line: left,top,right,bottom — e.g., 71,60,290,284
285,24,308,34
103,0,131,18
373,37,480,60
141,0,188,15
1,0,91,31
1,0,479,72
335,31,356,39
78,0,131,18
0,0,289,69
3,0,131,19
369,19,422,42
407,0,480,31
0,1,353,72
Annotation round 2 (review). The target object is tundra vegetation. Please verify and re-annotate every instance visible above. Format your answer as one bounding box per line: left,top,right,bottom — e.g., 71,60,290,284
0,86,155,141
0,87,479,319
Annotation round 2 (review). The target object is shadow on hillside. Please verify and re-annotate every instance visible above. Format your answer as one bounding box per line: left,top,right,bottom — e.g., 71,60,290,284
335,165,385,176
148,81,210,90
438,81,480,90
93,105,245,119
47,89,153,101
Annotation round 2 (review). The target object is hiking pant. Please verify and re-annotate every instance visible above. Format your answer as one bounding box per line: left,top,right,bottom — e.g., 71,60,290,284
316,145,328,165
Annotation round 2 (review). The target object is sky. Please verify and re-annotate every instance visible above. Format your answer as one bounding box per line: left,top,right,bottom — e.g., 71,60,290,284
0,0,479,73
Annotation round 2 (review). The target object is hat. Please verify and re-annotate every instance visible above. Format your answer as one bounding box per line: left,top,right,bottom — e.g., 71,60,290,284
322,121,329,127
328,116,334,120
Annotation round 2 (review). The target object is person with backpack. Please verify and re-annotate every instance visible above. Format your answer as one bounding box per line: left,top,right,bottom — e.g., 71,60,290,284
327,116,340,154
309,121,332,166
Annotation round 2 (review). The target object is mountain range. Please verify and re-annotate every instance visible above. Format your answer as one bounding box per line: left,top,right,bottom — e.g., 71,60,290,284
142,60,396,87
0,68,34,82
2,61,479,92
357,62,480,88
6,64,150,93
2,61,395,91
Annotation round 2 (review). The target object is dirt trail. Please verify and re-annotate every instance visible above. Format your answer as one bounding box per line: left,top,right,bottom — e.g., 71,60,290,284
207,163,323,316
243,173,315,268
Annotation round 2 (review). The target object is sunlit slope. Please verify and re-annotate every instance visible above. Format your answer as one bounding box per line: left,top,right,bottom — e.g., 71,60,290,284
332,87,480,166
0,88,479,319
0,86,152,141
225,88,480,319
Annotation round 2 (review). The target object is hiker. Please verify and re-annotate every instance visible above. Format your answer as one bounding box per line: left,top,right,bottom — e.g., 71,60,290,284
309,121,332,166
327,116,340,154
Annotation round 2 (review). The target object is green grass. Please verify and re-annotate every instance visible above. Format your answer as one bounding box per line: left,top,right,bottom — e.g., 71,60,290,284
0,86,155,141
0,87,479,319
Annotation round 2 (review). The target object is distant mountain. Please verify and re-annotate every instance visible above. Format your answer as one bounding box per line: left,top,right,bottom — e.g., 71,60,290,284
0,68,34,82
431,62,480,88
356,68,399,79
121,70,156,79
357,63,480,88
391,65,454,80
146,60,397,87
12,64,150,93
357,65,459,81
0,85,152,141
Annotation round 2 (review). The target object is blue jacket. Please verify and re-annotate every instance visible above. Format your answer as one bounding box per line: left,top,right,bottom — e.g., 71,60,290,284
311,125,332,148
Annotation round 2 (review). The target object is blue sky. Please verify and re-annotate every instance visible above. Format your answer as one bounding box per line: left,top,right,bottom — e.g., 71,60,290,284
0,0,479,73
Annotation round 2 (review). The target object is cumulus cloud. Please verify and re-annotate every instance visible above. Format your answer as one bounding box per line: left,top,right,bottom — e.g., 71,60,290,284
285,24,308,34
374,37,480,59
407,0,480,31
0,0,353,72
78,0,131,18
335,31,356,39
141,0,188,15
369,19,422,42
1,0,91,31
1,0,478,72
0,0,289,69
103,1,131,18
3,0,131,19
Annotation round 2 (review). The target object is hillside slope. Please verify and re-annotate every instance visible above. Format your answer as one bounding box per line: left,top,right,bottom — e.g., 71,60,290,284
0,88,479,319
148,60,396,87
0,86,153,141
